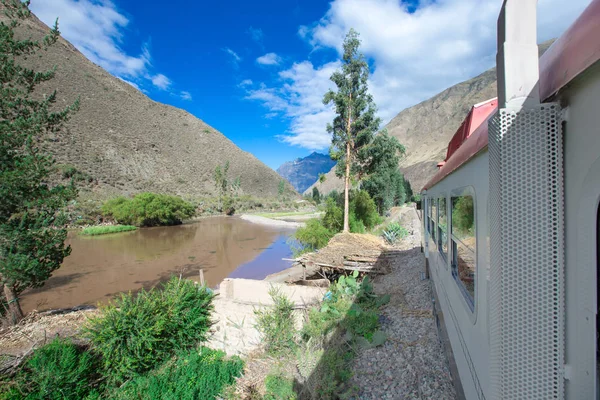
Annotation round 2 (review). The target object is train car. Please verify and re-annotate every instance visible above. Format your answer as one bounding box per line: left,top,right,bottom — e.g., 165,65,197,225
420,1,600,399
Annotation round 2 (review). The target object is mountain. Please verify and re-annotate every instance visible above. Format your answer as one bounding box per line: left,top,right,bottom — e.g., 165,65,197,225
306,41,554,195
277,152,336,193
14,11,295,199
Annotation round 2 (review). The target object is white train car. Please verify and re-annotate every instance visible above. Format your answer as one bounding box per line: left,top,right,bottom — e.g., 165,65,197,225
421,1,600,399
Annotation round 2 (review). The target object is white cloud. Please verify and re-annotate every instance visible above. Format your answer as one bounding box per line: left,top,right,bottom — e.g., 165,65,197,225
248,26,264,44
30,0,179,92
239,79,253,87
223,47,242,66
258,0,592,150
180,91,192,101
151,74,171,90
257,52,282,66
246,61,340,150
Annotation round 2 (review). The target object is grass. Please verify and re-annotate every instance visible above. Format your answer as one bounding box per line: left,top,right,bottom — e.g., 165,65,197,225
80,225,137,236
253,273,390,399
255,211,319,218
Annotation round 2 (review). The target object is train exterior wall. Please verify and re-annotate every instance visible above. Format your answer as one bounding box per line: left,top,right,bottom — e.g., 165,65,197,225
424,150,490,400
561,62,600,399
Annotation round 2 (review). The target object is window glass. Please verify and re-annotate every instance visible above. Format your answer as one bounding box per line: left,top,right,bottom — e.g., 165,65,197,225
439,197,448,260
431,198,437,245
451,193,476,308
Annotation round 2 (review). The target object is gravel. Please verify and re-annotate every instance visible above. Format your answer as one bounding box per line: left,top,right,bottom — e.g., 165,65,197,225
349,206,457,399
239,214,304,228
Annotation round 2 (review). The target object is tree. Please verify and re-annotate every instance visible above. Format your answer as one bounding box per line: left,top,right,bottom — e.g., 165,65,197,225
324,29,380,232
318,173,326,184
278,180,285,198
312,187,321,204
213,161,229,210
0,1,79,323
361,131,408,214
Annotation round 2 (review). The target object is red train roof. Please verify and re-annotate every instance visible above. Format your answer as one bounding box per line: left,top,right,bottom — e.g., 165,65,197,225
423,0,600,192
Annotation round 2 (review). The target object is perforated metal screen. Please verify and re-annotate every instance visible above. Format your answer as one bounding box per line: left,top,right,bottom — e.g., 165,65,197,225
488,104,564,400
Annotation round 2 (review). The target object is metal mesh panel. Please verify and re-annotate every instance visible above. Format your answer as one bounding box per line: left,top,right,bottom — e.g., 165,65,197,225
488,104,564,400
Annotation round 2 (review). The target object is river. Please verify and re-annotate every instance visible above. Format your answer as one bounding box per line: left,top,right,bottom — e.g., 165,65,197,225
19,216,295,313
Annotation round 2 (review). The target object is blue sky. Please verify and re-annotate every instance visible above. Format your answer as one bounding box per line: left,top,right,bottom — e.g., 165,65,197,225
31,0,591,170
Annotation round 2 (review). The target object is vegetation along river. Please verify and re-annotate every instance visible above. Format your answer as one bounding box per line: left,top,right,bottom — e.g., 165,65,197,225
20,216,295,313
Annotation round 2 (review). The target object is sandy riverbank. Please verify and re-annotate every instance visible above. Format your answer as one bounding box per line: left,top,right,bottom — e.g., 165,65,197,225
239,214,305,228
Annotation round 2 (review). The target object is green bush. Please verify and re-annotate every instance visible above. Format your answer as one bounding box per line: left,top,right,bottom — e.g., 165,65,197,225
292,219,334,256
84,277,214,383
2,338,100,400
349,212,365,234
255,287,297,355
110,347,243,400
321,197,343,232
452,196,474,236
264,374,297,400
80,225,137,236
381,222,409,244
351,190,382,230
101,192,196,226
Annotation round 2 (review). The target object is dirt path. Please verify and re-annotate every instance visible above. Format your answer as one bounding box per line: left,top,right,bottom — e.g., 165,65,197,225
349,206,457,399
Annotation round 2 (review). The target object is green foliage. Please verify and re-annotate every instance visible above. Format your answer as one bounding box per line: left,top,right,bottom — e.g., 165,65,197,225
264,374,297,400
255,287,297,355
80,225,137,236
214,161,230,196
101,193,196,226
318,173,326,184
292,219,334,256
412,193,421,203
2,338,100,400
324,29,381,231
110,347,243,400
348,212,365,234
452,196,474,236
84,277,214,383
59,164,93,183
298,272,388,399
0,0,79,322
381,222,409,245
312,187,321,204
361,132,409,214
351,190,381,229
278,180,286,197
321,197,343,232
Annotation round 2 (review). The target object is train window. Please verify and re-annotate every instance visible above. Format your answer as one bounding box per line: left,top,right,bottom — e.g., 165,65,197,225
450,190,476,310
431,198,437,247
439,196,448,262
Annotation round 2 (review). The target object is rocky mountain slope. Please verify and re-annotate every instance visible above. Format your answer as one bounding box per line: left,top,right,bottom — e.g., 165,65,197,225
17,12,295,200
277,152,335,193
306,41,554,195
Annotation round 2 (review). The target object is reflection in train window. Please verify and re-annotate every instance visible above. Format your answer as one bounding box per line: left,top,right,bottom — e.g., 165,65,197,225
431,198,438,247
439,197,448,262
451,192,476,310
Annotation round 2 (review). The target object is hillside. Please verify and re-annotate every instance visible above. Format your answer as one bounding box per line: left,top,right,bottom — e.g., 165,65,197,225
277,152,335,193
306,40,554,195
16,12,295,200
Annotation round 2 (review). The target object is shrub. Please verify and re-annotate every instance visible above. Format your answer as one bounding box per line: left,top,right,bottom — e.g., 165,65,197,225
321,197,343,232
351,190,382,230
381,222,409,244
349,212,365,234
101,192,196,226
111,347,243,400
292,219,334,256
2,338,100,400
80,225,137,236
255,287,297,355
264,374,297,400
84,277,214,383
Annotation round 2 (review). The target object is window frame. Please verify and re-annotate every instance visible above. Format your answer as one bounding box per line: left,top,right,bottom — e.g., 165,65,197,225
438,194,448,265
449,186,477,315
430,198,437,249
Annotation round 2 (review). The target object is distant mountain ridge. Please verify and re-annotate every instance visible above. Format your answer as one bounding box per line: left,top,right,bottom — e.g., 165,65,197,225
306,40,554,195
13,10,295,199
277,152,335,193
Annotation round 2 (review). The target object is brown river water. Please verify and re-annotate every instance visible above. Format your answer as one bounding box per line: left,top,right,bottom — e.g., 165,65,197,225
20,217,295,313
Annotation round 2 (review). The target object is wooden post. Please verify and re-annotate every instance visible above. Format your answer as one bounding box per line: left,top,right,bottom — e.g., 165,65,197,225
199,269,205,286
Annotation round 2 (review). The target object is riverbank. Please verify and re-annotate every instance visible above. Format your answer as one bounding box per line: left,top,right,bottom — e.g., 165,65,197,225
239,213,305,228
